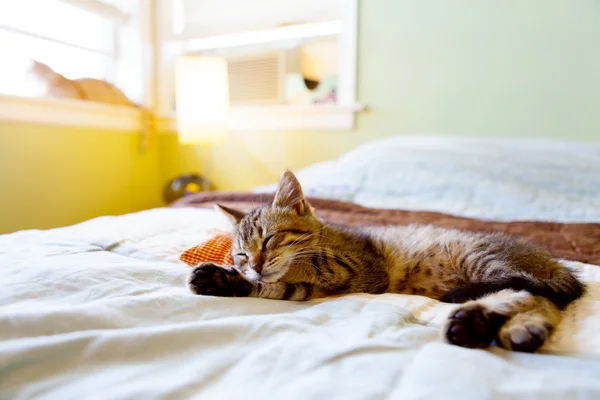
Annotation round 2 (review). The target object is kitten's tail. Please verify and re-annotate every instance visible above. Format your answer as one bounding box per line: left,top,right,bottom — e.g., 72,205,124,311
540,266,586,308
440,267,585,310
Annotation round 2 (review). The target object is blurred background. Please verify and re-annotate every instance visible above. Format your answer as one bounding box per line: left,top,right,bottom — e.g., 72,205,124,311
0,0,599,233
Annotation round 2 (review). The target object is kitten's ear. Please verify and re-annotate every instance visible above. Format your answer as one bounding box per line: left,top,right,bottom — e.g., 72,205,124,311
215,204,245,224
272,170,311,215
30,60,53,75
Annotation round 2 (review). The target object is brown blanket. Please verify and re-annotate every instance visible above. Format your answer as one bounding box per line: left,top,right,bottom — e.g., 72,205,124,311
172,192,600,266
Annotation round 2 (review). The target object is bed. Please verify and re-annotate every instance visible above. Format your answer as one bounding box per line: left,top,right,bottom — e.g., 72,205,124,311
2,136,600,399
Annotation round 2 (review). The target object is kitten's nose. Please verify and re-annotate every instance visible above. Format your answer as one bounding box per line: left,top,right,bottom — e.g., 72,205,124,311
251,264,262,273
250,255,263,273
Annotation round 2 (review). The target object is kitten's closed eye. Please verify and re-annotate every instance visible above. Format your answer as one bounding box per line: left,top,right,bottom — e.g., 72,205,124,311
236,253,248,258
262,230,310,251
262,235,275,250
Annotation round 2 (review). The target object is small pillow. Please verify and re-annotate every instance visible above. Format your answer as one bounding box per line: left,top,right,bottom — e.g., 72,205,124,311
180,232,233,266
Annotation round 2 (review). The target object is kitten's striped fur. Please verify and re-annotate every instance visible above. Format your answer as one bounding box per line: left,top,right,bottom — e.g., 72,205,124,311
189,170,585,352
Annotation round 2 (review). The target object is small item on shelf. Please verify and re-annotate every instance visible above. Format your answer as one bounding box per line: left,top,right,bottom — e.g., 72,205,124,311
284,73,338,105
163,173,210,204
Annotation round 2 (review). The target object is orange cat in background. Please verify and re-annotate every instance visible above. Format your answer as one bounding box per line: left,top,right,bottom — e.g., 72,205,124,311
30,60,138,107
30,60,152,151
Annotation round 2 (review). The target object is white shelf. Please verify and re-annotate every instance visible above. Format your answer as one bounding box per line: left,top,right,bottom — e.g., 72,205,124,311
159,103,365,133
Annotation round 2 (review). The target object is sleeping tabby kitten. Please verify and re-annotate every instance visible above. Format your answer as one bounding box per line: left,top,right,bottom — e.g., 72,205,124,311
188,171,585,353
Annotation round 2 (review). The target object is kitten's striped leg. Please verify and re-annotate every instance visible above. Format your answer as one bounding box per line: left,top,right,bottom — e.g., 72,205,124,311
252,281,315,301
188,262,315,301
443,289,562,352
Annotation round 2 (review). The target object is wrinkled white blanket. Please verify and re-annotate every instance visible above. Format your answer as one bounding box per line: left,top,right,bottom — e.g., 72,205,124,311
1,208,600,399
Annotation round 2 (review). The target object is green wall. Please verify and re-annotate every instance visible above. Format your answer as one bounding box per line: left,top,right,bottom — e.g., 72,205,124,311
357,0,600,139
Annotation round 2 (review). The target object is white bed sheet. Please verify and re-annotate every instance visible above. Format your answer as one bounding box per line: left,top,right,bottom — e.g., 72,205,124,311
255,136,600,222
2,207,600,399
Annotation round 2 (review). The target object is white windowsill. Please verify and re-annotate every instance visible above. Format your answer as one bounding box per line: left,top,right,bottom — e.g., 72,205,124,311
0,94,144,132
0,94,364,133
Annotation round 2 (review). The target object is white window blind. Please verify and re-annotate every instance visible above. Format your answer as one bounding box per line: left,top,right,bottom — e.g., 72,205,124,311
0,0,140,101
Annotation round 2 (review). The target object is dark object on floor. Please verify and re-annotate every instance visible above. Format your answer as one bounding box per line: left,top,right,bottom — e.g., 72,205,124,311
163,174,210,204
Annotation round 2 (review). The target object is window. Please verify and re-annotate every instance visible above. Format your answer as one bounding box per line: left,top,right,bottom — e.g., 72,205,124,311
156,0,360,131
0,0,144,104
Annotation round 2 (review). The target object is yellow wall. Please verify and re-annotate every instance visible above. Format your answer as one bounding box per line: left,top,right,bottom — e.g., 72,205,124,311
0,122,163,234
161,0,600,191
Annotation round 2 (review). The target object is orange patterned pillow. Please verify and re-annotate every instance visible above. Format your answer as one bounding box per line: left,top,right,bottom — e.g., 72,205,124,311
180,232,233,267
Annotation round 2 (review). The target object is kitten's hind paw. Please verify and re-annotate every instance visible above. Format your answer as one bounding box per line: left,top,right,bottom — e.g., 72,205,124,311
188,262,253,297
497,314,553,353
444,305,507,349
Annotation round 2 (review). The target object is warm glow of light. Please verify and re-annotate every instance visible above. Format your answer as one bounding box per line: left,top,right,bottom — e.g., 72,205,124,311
175,56,229,145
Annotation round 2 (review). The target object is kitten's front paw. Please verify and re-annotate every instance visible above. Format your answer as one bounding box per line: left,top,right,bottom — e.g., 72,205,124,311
188,262,253,297
444,305,507,349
